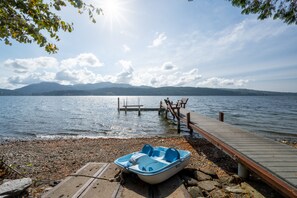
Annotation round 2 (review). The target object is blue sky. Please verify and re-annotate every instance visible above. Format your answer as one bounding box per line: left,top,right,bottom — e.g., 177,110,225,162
1,0,297,92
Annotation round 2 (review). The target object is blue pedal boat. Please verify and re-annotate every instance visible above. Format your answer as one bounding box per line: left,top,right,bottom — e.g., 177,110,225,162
114,144,191,184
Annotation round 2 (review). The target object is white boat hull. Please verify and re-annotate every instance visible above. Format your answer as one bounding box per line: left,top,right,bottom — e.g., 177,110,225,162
114,145,191,184
137,157,190,184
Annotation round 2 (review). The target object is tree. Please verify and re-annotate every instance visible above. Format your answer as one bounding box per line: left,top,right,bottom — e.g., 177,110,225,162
1,1,296,54
0,0,102,53
229,0,297,25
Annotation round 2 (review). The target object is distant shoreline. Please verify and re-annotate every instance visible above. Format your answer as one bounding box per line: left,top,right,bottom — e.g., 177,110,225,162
1,82,296,96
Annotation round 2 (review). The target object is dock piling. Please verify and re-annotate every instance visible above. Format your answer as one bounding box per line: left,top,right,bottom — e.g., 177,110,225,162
118,97,120,112
158,101,162,115
238,163,249,179
186,113,193,135
219,112,224,122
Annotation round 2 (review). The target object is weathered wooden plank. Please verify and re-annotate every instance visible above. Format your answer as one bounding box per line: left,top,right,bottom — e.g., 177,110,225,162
240,150,297,156
286,178,297,186
248,156,297,162
154,175,191,198
259,161,297,167
242,150,297,156
269,167,297,172
243,154,297,159
232,145,294,150
232,145,296,150
80,163,121,198
42,162,107,198
273,171,297,178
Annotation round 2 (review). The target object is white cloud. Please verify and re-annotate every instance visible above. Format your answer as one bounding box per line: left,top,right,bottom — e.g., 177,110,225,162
61,53,103,69
55,68,104,85
148,32,167,48
2,53,105,87
115,60,134,83
198,77,249,87
8,72,56,85
4,57,59,73
123,44,131,52
130,63,202,87
55,70,78,82
215,19,288,53
162,62,177,71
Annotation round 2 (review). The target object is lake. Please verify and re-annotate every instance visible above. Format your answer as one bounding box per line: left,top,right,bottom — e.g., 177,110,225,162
0,96,296,141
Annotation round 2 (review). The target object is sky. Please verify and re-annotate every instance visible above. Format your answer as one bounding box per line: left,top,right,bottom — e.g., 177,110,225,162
1,0,297,92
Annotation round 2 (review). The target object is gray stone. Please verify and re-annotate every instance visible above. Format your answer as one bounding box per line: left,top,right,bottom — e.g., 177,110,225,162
0,178,32,197
241,182,265,198
199,167,217,178
225,185,246,194
194,170,212,181
228,174,242,184
187,186,203,198
210,189,228,198
182,175,199,186
198,180,220,192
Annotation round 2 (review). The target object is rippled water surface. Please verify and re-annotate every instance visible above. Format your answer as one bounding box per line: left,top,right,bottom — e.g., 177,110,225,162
0,96,296,140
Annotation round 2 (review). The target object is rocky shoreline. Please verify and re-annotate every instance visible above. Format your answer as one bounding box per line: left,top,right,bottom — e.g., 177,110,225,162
0,136,295,197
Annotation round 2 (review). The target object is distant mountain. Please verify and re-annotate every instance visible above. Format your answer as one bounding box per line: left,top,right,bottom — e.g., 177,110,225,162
0,82,296,96
72,82,133,90
0,89,15,96
14,82,73,95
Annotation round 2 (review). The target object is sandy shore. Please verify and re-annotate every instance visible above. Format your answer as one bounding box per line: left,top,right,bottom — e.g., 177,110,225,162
0,136,294,197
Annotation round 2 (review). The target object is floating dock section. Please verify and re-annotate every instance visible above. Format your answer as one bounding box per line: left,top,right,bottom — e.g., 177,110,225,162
117,97,164,115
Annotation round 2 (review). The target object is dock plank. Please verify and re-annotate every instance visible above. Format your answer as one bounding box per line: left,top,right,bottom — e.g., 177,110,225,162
43,162,191,198
176,107,297,197
259,161,297,167
80,163,121,198
42,162,107,198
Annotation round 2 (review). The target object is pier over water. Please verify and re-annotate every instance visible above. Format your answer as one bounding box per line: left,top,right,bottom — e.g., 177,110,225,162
162,97,297,197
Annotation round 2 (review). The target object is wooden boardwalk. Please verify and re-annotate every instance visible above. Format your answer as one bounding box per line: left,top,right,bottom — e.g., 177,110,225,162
42,162,190,198
163,102,297,197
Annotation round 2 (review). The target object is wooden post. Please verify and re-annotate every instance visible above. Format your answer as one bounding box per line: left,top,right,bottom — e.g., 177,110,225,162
177,118,181,134
125,105,127,115
176,108,181,133
158,101,162,115
138,105,141,116
187,113,193,135
238,163,249,179
117,97,120,113
219,112,224,122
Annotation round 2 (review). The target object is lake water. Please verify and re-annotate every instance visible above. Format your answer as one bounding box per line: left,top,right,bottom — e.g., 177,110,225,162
0,96,296,141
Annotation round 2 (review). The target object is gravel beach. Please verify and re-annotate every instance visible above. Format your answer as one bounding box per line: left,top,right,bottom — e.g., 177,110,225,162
0,136,295,197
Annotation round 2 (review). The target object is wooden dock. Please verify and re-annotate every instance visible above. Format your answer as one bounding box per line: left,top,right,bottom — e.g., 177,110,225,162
117,98,163,115
42,162,190,198
162,100,297,197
